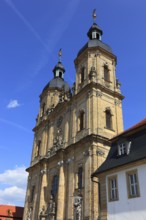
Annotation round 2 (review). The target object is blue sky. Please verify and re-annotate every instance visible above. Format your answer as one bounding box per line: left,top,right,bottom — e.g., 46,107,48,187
0,0,146,206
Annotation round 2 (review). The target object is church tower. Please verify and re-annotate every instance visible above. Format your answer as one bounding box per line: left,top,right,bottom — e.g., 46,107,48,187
23,10,124,220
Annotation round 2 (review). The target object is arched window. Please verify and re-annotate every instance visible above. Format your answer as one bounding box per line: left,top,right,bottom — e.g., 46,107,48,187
79,110,85,131
104,65,110,82
51,175,59,198
105,109,112,129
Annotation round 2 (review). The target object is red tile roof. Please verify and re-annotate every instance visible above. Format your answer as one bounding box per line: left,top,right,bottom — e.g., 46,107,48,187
111,118,146,141
0,205,23,218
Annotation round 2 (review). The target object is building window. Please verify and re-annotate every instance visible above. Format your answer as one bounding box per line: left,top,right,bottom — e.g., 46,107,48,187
30,185,35,203
105,109,112,130
78,167,83,189
126,170,140,198
51,175,59,198
35,140,41,157
104,65,110,82
118,141,131,156
78,111,85,131
108,175,118,201
80,67,85,83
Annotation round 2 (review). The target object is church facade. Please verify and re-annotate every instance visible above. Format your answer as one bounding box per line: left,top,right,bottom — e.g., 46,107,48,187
23,11,124,220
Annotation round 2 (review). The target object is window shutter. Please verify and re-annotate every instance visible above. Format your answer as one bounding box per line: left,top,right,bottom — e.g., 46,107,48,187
126,141,131,155
118,145,121,156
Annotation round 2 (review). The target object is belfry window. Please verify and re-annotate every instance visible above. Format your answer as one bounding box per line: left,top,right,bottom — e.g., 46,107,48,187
105,109,112,130
80,67,85,83
51,175,59,198
79,110,85,131
104,65,110,82
59,71,62,78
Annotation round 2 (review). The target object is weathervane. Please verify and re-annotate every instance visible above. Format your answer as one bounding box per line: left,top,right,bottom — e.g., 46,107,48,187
58,48,62,62
92,9,96,22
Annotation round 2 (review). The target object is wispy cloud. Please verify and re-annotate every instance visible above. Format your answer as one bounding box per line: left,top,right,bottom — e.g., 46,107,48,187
7,99,21,109
4,0,49,52
0,118,31,133
31,0,80,78
0,166,28,206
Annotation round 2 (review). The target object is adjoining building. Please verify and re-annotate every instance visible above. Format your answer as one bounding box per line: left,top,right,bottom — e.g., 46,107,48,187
92,118,146,220
23,10,124,220
0,205,24,220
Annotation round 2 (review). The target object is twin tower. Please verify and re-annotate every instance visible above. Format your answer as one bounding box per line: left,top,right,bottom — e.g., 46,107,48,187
23,11,124,220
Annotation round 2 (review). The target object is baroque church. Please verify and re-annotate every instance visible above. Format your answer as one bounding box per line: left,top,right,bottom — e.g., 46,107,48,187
23,10,124,220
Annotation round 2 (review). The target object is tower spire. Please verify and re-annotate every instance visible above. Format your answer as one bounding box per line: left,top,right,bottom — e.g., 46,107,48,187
53,49,65,79
92,9,97,23
58,48,62,62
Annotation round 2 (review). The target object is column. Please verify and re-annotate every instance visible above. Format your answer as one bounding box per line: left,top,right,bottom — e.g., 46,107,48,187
38,164,48,214
56,162,65,220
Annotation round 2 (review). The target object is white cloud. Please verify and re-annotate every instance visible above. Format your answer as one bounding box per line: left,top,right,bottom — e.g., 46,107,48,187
0,186,26,206
7,99,21,109
0,166,28,206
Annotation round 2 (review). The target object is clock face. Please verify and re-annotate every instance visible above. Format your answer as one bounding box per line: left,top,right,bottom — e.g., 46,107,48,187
57,116,63,127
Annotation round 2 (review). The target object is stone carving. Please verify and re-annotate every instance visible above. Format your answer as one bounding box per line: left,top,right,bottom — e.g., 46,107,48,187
40,206,45,215
89,66,96,82
116,79,121,90
43,195,56,220
72,82,76,94
74,196,82,220
47,129,64,158
115,99,121,106
96,90,102,97
27,207,32,220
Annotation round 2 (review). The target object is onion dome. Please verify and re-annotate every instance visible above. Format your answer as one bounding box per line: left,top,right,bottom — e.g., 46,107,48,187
42,49,70,93
77,9,112,57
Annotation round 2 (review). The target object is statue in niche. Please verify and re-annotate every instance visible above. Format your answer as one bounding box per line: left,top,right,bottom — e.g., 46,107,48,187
46,194,56,220
53,129,64,151
40,205,45,216
27,207,32,220
74,196,82,220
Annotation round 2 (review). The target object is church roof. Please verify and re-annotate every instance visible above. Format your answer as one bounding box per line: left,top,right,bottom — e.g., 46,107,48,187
92,118,146,177
77,39,113,57
43,77,70,93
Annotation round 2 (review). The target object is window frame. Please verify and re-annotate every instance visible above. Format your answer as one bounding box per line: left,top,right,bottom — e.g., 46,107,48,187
108,175,119,202
126,169,140,199
105,109,113,130
104,65,110,82
80,67,85,83
51,175,59,198
78,166,83,189
118,141,131,156
78,110,85,131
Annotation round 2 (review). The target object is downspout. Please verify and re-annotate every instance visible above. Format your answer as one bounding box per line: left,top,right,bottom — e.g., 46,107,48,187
91,176,101,220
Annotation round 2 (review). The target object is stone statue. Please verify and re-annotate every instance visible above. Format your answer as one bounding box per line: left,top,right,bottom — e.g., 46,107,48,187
40,205,45,215
74,196,82,220
27,207,32,220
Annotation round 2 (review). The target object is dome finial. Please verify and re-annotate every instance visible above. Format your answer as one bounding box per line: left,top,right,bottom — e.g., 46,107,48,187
92,9,96,23
58,48,62,62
